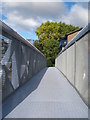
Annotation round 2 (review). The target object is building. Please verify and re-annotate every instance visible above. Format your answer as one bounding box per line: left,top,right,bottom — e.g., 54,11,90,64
59,36,67,52
66,28,83,43
59,28,82,52
26,39,33,45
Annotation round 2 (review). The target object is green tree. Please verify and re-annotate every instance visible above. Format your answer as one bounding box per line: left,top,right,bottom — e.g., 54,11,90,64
33,40,42,51
42,38,59,67
33,21,79,67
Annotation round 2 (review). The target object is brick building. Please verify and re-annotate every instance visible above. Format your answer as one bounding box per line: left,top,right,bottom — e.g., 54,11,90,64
59,28,83,52
66,28,83,43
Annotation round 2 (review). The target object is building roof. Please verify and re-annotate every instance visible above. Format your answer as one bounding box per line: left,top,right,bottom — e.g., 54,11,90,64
60,28,83,40
66,28,83,36
60,36,66,39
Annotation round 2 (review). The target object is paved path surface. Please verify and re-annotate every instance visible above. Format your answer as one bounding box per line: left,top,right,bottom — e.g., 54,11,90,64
6,67,88,118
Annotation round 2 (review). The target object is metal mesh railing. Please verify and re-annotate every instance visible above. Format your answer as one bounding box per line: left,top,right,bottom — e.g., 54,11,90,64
0,21,46,100
55,24,89,106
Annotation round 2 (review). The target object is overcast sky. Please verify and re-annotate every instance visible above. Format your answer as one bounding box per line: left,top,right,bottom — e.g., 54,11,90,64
1,1,88,40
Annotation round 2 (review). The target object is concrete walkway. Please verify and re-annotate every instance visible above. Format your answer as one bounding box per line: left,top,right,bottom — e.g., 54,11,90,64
5,67,88,118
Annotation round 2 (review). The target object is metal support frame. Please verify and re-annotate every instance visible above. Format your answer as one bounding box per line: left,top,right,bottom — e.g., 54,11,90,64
0,21,46,100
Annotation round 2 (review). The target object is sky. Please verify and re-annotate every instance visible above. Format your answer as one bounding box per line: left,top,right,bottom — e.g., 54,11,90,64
0,1,88,40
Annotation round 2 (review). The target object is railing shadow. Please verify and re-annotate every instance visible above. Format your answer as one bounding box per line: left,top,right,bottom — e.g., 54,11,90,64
2,67,48,119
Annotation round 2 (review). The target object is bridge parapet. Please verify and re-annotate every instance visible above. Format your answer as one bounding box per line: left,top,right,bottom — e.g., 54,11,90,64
0,20,46,100
55,24,90,106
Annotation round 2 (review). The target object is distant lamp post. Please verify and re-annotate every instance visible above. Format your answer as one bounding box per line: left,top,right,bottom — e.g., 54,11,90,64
26,39,33,45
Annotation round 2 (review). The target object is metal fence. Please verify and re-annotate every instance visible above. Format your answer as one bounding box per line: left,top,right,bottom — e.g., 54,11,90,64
55,24,90,106
0,21,46,100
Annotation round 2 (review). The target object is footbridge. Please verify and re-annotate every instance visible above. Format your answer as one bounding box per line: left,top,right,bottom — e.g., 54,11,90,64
0,21,90,119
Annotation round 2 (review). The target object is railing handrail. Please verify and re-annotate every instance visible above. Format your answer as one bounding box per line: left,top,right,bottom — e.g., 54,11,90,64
0,20,45,57
57,23,90,57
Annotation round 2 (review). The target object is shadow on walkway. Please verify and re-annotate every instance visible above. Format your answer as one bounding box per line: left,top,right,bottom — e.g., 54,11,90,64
2,67,48,118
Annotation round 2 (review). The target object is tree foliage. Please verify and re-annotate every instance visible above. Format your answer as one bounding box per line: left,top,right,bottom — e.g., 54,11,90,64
33,21,79,67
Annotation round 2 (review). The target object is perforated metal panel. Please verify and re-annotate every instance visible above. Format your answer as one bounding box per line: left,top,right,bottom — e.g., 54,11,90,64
67,44,75,85
75,34,88,104
55,27,89,106
1,36,46,100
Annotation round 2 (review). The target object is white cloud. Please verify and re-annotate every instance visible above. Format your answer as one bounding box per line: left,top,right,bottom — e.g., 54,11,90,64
3,2,67,19
2,0,89,2
2,2,68,32
1,2,88,39
60,3,88,27
2,0,63,2
4,12,39,32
